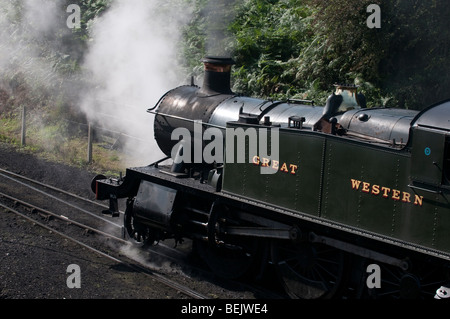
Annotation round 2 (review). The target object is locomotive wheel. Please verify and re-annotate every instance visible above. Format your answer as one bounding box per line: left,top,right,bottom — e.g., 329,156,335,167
195,238,259,279
124,199,154,245
360,261,449,299
195,203,260,279
271,240,346,299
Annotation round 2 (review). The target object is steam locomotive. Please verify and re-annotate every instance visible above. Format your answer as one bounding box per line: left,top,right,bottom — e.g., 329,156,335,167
92,56,450,299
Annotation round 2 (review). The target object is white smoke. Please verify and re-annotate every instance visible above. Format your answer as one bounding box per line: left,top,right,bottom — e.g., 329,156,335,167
22,0,60,36
80,0,193,166
204,0,237,57
0,0,65,92
0,0,231,167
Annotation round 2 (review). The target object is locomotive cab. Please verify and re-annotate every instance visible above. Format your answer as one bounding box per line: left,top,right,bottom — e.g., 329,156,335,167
410,100,450,189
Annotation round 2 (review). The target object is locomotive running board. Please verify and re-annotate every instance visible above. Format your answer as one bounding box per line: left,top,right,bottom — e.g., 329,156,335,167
222,226,292,239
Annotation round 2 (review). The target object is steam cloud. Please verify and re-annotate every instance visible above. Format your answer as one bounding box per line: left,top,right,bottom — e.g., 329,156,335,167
204,0,237,57
0,0,236,167
80,0,193,166
0,1,67,95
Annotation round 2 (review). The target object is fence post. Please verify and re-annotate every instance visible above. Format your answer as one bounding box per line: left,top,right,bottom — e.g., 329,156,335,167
21,105,26,146
87,123,93,164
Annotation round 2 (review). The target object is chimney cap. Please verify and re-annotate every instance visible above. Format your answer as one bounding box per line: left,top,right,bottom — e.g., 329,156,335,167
202,56,235,65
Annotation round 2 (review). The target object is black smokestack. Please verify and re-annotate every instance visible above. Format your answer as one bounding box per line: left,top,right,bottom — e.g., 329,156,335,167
199,56,235,95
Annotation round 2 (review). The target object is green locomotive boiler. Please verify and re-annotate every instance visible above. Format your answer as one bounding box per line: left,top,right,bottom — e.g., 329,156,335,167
93,57,450,299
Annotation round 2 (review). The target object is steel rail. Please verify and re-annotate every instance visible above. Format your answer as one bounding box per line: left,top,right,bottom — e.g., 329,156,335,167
0,167,109,209
0,201,208,299
0,171,122,229
0,191,127,244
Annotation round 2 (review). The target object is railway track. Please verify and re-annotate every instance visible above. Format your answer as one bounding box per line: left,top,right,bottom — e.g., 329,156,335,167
0,167,281,299
0,191,207,299
0,168,214,299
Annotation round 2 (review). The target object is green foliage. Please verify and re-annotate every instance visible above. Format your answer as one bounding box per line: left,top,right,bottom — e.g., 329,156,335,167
299,0,386,106
300,0,450,109
189,0,449,109
180,0,209,78
3,0,450,119
229,0,315,99
379,0,450,109
72,0,110,40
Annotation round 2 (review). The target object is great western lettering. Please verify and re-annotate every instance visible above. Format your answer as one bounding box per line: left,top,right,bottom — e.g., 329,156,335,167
252,155,298,175
350,178,424,206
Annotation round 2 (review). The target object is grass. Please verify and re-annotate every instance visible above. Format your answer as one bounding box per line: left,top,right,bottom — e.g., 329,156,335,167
0,111,132,177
